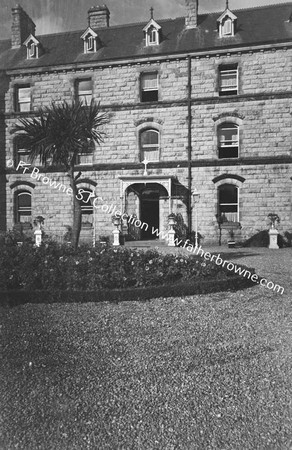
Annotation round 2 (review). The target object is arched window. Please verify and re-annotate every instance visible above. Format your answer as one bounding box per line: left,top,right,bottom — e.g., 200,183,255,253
218,184,238,223
79,189,94,228
15,191,32,223
218,123,239,159
140,129,160,162
148,26,158,45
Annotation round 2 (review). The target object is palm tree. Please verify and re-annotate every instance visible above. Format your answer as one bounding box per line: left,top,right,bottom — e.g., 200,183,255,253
13,100,108,249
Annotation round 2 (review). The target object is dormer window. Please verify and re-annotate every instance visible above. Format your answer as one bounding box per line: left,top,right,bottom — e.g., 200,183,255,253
217,6,237,38
87,36,94,51
223,17,232,36
148,26,158,45
23,34,40,59
143,12,161,47
81,27,98,54
29,42,36,58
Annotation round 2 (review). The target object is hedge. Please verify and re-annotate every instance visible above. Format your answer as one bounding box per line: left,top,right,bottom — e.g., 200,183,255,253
0,274,257,307
0,239,258,306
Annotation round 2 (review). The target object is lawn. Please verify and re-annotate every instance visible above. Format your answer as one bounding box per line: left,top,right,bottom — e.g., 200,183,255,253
1,287,292,449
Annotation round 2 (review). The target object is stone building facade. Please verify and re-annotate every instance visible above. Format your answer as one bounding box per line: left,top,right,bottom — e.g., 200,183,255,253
0,1,291,244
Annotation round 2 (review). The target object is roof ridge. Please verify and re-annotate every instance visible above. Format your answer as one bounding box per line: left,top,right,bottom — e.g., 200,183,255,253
2,2,291,42
219,1,292,14
199,2,292,16
35,17,183,39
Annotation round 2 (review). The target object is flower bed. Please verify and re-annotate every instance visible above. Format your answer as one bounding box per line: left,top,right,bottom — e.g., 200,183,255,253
0,241,256,304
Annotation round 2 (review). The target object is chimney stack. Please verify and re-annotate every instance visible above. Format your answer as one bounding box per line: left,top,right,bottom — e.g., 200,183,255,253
11,4,36,48
88,5,110,28
185,0,198,28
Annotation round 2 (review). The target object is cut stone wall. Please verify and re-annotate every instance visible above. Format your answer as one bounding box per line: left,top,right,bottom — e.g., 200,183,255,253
3,46,292,243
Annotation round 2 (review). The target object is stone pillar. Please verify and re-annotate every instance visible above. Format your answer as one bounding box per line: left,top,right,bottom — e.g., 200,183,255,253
112,228,120,246
269,228,279,249
34,229,42,247
168,228,175,247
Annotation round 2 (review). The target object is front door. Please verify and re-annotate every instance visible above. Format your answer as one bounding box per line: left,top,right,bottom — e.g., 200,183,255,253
140,189,159,240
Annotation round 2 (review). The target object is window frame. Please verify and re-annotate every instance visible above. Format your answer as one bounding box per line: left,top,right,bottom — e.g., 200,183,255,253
15,190,32,224
218,184,239,223
28,42,36,58
76,153,93,165
76,139,94,165
14,137,43,166
148,27,158,45
218,123,239,159
223,18,232,35
87,36,94,52
219,65,238,96
15,85,31,112
79,189,94,228
140,128,160,162
140,72,159,103
75,78,93,105
14,141,30,165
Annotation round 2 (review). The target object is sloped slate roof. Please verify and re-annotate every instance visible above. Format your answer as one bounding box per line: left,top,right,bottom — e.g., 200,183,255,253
0,2,291,71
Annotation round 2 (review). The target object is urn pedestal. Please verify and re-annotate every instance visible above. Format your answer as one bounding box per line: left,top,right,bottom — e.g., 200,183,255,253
268,227,279,249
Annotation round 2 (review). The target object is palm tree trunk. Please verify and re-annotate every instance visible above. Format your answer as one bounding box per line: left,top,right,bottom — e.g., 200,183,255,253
68,167,82,250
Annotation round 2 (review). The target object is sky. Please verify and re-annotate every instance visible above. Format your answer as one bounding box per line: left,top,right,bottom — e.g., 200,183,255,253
0,0,290,39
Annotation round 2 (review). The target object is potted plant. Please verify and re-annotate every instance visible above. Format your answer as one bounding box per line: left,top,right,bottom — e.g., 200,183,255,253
112,214,121,228
33,215,45,230
267,213,280,229
168,213,176,227
228,228,236,248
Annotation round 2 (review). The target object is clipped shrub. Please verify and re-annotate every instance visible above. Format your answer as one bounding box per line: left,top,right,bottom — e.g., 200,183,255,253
0,240,255,300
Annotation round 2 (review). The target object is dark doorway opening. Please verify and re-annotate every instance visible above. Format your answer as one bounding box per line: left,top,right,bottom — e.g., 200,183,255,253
140,189,159,240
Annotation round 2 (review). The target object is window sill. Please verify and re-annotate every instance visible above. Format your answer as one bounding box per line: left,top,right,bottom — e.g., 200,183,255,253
218,156,239,160
219,91,238,97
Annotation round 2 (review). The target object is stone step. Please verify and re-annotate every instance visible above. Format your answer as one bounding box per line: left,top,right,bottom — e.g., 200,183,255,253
124,239,167,248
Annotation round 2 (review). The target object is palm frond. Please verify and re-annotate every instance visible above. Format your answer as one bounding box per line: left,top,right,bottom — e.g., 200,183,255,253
12,100,109,169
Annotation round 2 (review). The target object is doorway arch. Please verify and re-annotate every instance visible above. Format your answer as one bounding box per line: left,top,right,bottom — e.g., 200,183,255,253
124,182,169,241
